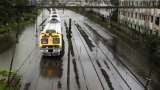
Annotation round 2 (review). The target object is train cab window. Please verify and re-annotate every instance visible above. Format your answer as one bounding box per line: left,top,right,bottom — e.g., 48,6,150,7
53,38,60,44
41,37,48,44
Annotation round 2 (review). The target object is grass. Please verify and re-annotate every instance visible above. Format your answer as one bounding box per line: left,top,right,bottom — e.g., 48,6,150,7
0,70,8,90
0,80,5,90
0,70,21,90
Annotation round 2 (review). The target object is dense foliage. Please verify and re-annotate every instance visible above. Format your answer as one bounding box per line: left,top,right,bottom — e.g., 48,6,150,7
0,0,38,33
0,0,37,53
0,0,28,25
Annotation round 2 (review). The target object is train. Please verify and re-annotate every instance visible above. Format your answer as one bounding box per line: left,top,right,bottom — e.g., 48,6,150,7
39,9,64,56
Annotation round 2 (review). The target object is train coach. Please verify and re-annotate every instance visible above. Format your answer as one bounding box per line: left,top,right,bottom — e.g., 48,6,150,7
39,9,64,56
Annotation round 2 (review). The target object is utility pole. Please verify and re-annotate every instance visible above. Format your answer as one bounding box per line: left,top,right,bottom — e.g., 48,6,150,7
67,18,72,90
66,18,72,41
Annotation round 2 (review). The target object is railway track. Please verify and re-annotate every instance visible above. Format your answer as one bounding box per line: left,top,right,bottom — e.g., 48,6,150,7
61,10,134,90
84,22,145,87
73,22,115,90
78,22,145,89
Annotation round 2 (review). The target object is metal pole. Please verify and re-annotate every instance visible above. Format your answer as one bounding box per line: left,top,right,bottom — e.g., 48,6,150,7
6,45,16,90
67,18,72,90
42,9,44,30
69,18,72,34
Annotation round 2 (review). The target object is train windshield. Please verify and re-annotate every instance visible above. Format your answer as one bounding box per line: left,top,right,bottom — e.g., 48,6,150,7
41,37,48,44
53,37,60,44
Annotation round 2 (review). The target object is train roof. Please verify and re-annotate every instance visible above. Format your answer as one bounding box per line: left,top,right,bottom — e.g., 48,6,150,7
42,18,61,34
49,8,61,21
49,14,60,21
41,8,61,34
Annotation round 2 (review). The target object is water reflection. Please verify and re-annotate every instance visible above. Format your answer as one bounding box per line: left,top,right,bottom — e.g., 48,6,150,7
40,56,63,78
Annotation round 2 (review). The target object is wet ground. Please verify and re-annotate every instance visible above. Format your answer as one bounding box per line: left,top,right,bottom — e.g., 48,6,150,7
0,9,148,90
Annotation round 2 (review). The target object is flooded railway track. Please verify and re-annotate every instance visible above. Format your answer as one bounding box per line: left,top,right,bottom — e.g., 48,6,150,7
75,22,144,89
74,22,111,90
0,10,147,90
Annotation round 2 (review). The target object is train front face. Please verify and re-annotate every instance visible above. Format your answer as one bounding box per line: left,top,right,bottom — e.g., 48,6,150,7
40,33,62,56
